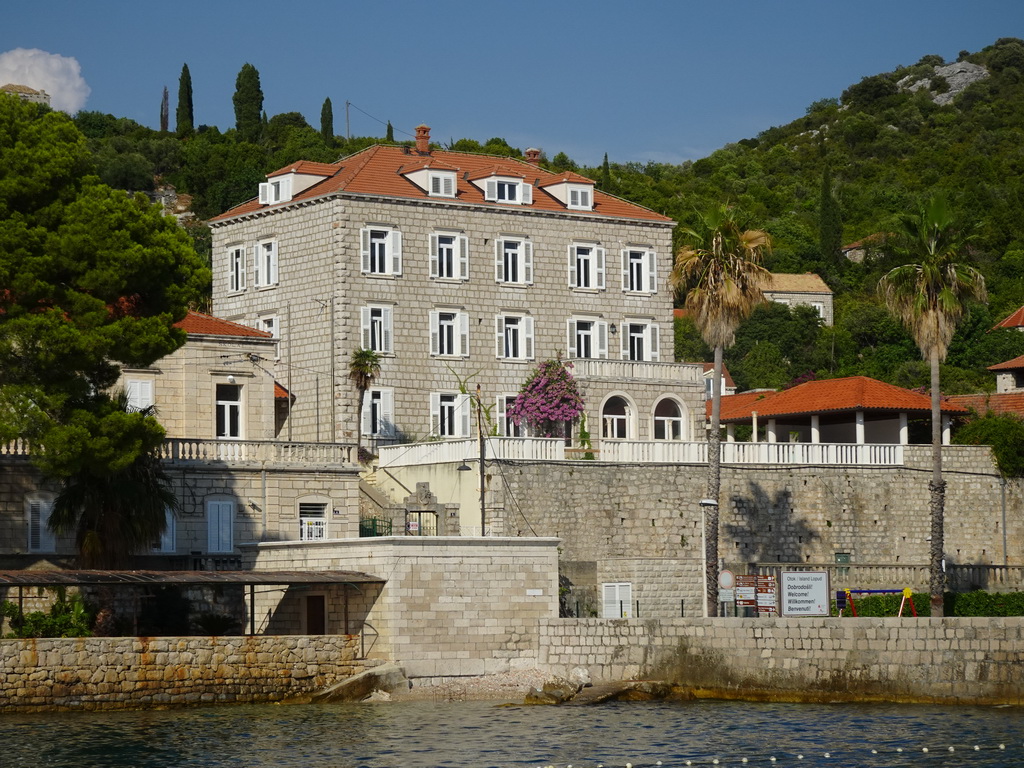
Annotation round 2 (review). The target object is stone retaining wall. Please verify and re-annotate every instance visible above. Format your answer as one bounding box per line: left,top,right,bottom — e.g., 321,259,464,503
0,635,366,713
538,617,1024,705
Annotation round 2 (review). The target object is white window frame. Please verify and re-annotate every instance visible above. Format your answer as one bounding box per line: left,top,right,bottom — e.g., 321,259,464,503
206,499,234,553
429,232,469,281
360,226,403,276
360,305,393,354
430,392,471,438
125,378,155,411
258,176,292,204
495,314,535,360
215,382,243,439
152,507,176,553
254,239,278,288
227,245,246,293
26,494,56,553
568,243,606,290
601,395,633,440
496,394,529,437
429,310,470,357
495,237,533,285
621,248,657,294
362,387,395,438
567,186,593,211
602,582,633,618
485,177,532,205
621,320,660,362
653,397,686,441
566,317,609,359
428,172,456,198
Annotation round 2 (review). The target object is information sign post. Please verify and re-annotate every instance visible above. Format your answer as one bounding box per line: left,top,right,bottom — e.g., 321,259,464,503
781,571,830,616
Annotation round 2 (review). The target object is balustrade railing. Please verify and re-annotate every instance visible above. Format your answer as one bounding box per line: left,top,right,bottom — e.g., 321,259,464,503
161,439,355,465
572,359,704,382
752,563,1024,594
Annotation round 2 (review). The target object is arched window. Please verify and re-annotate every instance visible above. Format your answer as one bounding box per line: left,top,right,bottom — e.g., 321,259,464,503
653,398,685,440
602,396,631,439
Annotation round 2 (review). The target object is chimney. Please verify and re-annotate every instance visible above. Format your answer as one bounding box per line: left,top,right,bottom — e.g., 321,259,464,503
415,124,431,154
525,147,541,165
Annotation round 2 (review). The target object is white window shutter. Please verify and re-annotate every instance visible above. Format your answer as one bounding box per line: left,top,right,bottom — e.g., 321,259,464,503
391,230,403,275
28,499,55,552
429,234,439,278
646,250,657,293
650,324,660,361
239,249,247,290
595,247,606,289
444,175,454,196
620,249,628,292
524,316,534,359
458,312,469,357
429,311,440,355
495,315,505,358
486,179,497,201
581,189,591,209
279,175,292,201
138,380,154,409
496,396,508,436
602,583,632,618
567,245,577,287
258,183,271,204
361,228,371,273
380,389,395,436
157,509,175,553
361,306,371,349
361,392,373,435
457,394,472,437
567,319,577,358
521,182,532,205
458,235,469,280
382,306,393,353
269,242,278,284
621,326,629,360
253,245,262,286
569,189,580,207
494,240,504,282
523,241,533,284
430,175,441,195
429,392,441,435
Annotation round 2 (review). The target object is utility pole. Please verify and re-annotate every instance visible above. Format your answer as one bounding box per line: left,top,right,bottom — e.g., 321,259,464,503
345,101,351,141
477,384,485,536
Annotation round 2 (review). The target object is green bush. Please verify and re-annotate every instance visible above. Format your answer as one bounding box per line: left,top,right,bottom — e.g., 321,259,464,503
834,590,1024,617
2,588,93,637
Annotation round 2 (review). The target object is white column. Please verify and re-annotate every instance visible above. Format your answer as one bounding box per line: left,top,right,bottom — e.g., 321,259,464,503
767,419,778,443
942,415,951,445
752,411,759,443
810,414,820,444
899,412,909,445
726,424,735,442
855,410,865,444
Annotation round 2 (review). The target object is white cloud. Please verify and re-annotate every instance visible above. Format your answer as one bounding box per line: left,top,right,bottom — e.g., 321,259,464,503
0,48,90,113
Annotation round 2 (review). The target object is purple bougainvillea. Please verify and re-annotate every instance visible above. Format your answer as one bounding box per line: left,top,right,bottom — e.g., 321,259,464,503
507,358,585,438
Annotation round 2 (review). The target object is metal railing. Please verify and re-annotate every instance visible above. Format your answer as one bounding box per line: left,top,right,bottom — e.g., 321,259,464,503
299,518,327,541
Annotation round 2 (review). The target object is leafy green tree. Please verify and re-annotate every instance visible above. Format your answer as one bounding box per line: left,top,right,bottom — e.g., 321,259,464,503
818,159,843,265
878,195,986,617
954,412,1024,477
673,314,712,363
176,63,193,138
734,341,789,390
232,63,263,143
0,93,209,490
320,97,333,143
670,204,770,616
348,348,380,457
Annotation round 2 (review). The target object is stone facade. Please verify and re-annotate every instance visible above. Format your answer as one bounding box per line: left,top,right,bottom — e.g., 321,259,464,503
0,635,365,712
538,616,1024,704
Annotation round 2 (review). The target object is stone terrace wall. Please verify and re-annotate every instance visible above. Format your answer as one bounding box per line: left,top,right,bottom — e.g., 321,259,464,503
538,617,1024,705
0,635,366,713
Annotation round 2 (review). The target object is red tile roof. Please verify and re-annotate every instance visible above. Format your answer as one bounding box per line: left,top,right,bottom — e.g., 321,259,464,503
267,161,337,178
713,376,967,422
212,144,672,223
709,390,775,420
993,306,1024,330
989,354,1024,371
174,311,272,339
274,382,291,399
536,171,595,188
947,393,1024,417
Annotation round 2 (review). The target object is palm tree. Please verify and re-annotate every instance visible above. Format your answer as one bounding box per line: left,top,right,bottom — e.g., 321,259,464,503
878,195,985,617
670,204,771,617
348,347,381,458
49,391,176,568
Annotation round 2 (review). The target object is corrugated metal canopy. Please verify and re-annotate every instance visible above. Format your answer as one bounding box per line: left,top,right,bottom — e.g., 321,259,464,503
0,570,384,587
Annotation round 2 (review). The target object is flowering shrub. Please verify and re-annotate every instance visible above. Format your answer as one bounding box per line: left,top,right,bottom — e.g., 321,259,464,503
508,358,585,437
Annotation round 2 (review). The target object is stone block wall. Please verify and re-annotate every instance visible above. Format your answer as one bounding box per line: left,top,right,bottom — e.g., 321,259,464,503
537,616,1024,705
0,635,365,712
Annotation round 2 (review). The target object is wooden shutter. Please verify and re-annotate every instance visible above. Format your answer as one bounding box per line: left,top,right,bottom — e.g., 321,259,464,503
523,241,533,284
597,321,609,359
429,311,440,355
458,312,470,357
258,183,271,204
650,324,660,361
361,306,371,349
28,499,55,552
381,306,393,353
566,319,577,358
361,390,373,435
645,249,657,293
458,235,469,280
495,315,505,358
207,501,234,553
429,234,439,277
360,228,371,272
602,583,633,618
380,389,395,437
429,392,441,436
595,247,606,289
620,249,629,292
485,179,497,201
524,316,534,359
457,394,472,437
494,240,504,282
254,244,262,286
620,325,629,360
390,230,403,275
567,245,577,287
521,182,533,205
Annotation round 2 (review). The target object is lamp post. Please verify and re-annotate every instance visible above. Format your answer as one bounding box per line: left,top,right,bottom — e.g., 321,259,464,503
476,384,485,536
699,498,719,618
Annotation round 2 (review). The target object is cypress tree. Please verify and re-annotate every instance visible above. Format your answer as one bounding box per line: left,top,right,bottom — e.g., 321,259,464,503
320,97,334,143
818,159,843,265
176,64,193,138
160,87,169,133
600,153,612,191
233,63,264,143
385,121,394,142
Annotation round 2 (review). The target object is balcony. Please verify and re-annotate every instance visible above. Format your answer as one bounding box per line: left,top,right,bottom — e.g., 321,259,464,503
571,359,704,383
160,439,356,466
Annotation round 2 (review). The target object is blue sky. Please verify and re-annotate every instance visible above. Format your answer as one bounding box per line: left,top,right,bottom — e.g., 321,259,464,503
3,1,1023,166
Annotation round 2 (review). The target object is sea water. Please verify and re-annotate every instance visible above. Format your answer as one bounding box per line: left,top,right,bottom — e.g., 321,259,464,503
3,698,1023,768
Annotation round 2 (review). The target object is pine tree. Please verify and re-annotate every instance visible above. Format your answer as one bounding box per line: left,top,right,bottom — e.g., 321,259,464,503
160,87,169,133
176,64,193,138
233,63,264,143
320,97,334,143
385,121,394,142
818,159,843,265
600,153,612,191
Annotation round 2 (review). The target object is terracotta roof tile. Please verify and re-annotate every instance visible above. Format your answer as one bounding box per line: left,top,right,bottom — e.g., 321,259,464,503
536,171,595,188
274,382,291,399
174,311,272,339
211,145,671,224
267,161,337,178
714,376,967,422
708,390,777,420
993,306,1024,330
989,354,1024,371
947,393,1024,417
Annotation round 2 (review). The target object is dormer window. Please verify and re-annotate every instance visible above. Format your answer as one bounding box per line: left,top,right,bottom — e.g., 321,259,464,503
429,172,456,198
485,177,532,205
568,186,592,211
259,177,293,205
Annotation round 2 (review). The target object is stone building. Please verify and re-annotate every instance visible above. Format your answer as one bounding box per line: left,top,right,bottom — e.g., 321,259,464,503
209,126,707,450
0,83,51,106
762,272,834,326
